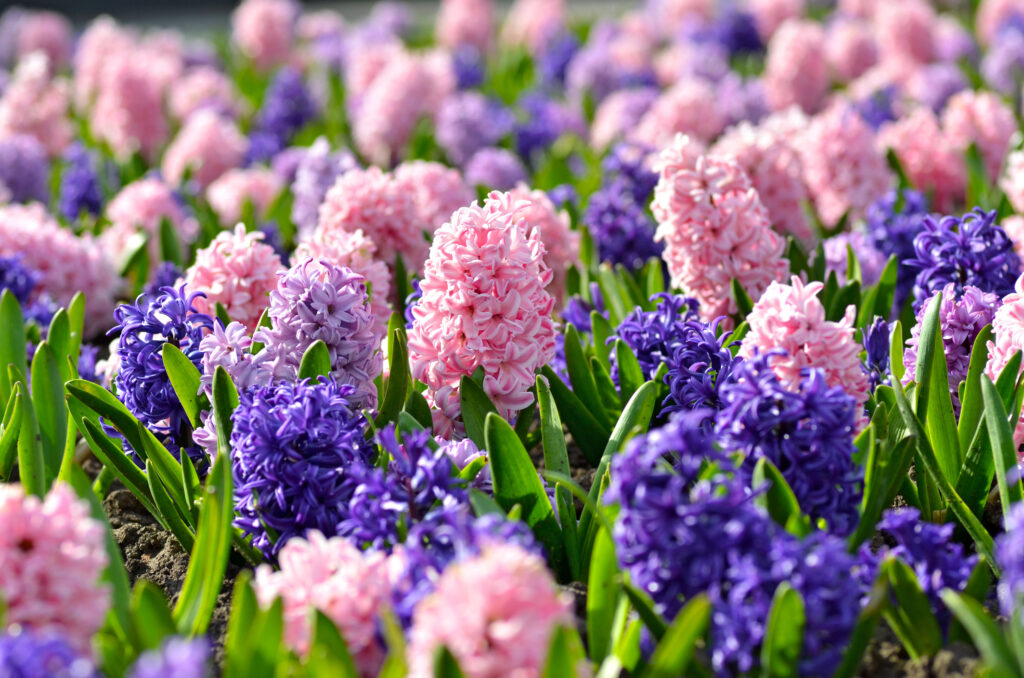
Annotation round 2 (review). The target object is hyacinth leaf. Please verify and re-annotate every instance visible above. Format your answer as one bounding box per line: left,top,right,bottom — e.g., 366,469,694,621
731,278,754,318
536,377,581,580
591,357,622,414
622,583,669,641
614,620,643,674
159,217,183,268
136,422,191,521
46,310,72,381
752,458,810,537
67,292,86,361
0,289,27,410
305,610,359,677
587,526,620,662
249,310,273,354
845,244,863,286
760,583,805,678
181,452,202,523
297,340,332,380
615,264,650,311
404,389,433,430
889,320,905,384
514,396,536,446
121,235,151,298
595,266,628,327
541,366,610,466
174,451,233,635
66,378,150,458
16,376,43,498
949,561,994,647
214,302,232,328
851,435,915,549
857,256,898,328
433,646,467,678
212,366,239,459
224,585,284,678
223,573,257,676
460,374,498,449
958,325,994,454
591,312,613,366
981,376,1024,519
642,258,665,299
0,383,25,480
940,592,1018,678
163,343,203,429
378,610,409,678
881,558,943,658
485,412,568,579
965,143,990,209
469,488,504,517
614,340,644,405
913,292,962,484
130,581,177,651
543,625,588,678
28,343,65,487
642,594,711,678
565,324,614,430
376,329,410,427
146,460,195,552
786,238,810,278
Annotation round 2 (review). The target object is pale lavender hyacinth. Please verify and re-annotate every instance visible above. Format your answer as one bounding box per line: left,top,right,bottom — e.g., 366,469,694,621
436,92,515,166
440,437,492,491
199,321,280,396
464,147,528,190
822,231,887,287
290,137,359,237
903,283,999,411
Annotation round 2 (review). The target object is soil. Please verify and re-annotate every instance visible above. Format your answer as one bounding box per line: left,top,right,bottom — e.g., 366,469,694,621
858,624,980,678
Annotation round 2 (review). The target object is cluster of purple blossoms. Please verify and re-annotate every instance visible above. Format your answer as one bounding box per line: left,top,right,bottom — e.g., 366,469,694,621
463,147,527,190
537,31,580,87
853,86,899,131
997,502,1024,624
704,8,763,57
436,92,515,167
145,262,185,296
0,134,49,204
514,92,583,166
864,189,930,312
58,143,104,222
128,637,210,678
248,68,318,163
717,354,863,536
452,46,484,90
0,628,97,678
863,316,892,390
0,253,54,327
661,316,740,423
289,137,359,235
906,208,1020,312
612,293,701,381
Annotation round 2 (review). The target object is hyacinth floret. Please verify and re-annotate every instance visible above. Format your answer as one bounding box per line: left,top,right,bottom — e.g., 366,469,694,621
128,637,210,678
0,628,98,678
864,188,930,310
583,178,662,270
863,316,892,390
662,316,741,420
58,142,103,221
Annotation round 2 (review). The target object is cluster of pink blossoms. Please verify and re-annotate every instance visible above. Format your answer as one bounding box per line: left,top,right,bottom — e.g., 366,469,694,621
231,0,299,71
506,184,581,305
169,66,243,122
206,167,284,227
0,483,109,654
764,20,828,114
942,90,1017,181
393,160,476,234
652,135,789,322
987,275,1024,456
877,107,965,212
0,51,72,157
500,0,566,52
437,0,495,54
162,109,248,189
631,78,725,150
101,177,200,271
408,191,557,438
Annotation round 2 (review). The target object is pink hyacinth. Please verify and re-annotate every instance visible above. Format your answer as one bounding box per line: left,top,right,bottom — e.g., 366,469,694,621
987,275,1024,455
874,1,936,65
162,110,247,189
1003,151,1024,214
394,160,476,234
977,0,1024,44
16,11,72,70
750,0,804,40
500,0,566,52
255,532,390,676
72,17,136,111
590,88,658,150
344,41,404,106
437,0,495,53
294,228,392,338
102,177,199,272
630,78,725,149
407,191,556,439
647,0,714,28
317,166,429,272
740,276,870,419
207,168,283,227
232,0,298,70
0,483,109,655
763,19,828,114
799,105,892,227
942,90,1016,181
170,66,242,121
184,224,284,332
507,183,581,305
0,52,71,157
90,52,169,162
877,107,964,212
0,203,118,336
407,544,573,678
712,120,813,245
1003,216,1024,262
652,135,789,322
838,0,883,19
825,18,878,83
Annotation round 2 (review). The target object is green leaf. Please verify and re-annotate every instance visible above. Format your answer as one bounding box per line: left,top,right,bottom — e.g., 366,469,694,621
622,583,669,641
591,312,614,367
214,302,231,327
486,413,568,580
941,591,1018,678
614,340,644,405
305,611,359,677
540,366,610,466
543,625,587,678
163,344,203,429
131,581,177,650
731,279,754,318
537,377,580,581
752,458,808,536
587,527,620,662
957,325,994,454
760,583,805,678
146,460,195,551
29,343,66,488
174,452,233,635
889,320,905,385
460,374,498,450
643,595,711,678
375,329,410,426
564,325,613,430
851,434,915,549
914,292,962,483
297,340,332,380
433,647,467,678
833,575,887,678
17,380,43,497
0,384,25,480
46,310,72,381
212,366,239,460
0,289,27,410
882,558,943,658
404,389,433,431
982,376,1024,518
158,217,183,267
468,488,504,517
67,292,86,362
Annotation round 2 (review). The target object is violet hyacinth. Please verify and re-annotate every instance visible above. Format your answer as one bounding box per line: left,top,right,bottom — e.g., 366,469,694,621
463,147,527,190
58,142,104,221
996,502,1024,624
583,179,662,269
0,253,54,328
864,189,930,311
863,316,892,390
906,208,1020,311
436,92,515,167
0,133,48,204
248,67,318,163
230,378,375,560
717,354,864,536
662,316,740,422
513,92,584,165
613,293,701,381
289,137,359,237
128,637,210,678
0,628,98,678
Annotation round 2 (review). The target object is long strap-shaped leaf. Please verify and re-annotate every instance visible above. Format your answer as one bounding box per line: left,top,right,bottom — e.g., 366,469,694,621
982,376,1024,520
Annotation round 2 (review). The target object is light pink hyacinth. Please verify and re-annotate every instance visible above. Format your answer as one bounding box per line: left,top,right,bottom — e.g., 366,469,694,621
90,52,169,162
185,224,284,332
232,0,298,70
0,483,109,655
942,90,1016,180
0,52,71,157
102,177,199,271
407,544,573,678
712,120,812,245
500,0,566,52
826,18,878,82
1003,151,1024,214
408,191,556,438
437,0,494,53
740,276,870,418
317,166,429,272
295,228,392,338
16,11,72,70
394,160,475,234
987,275,1024,455
255,532,390,676
0,203,118,336
162,110,247,189
344,41,404,106
877,107,964,212
764,19,828,114
750,0,804,40
799,105,892,227
977,0,1024,44
630,78,725,149
207,168,283,227
590,88,658,150
652,135,789,322
170,66,242,121
874,1,936,65
507,183,581,305
72,17,136,110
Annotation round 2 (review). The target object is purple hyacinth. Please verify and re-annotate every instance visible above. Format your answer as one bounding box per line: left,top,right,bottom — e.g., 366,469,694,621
997,502,1024,623
717,354,863,536
77,344,101,383
439,436,491,492
436,92,515,167
716,73,769,127
865,188,930,311
706,8,763,57
547,184,577,211
612,293,701,381
602,141,658,203
0,628,97,678
551,286,608,384
290,137,360,236
863,316,891,390
902,283,998,411
248,68,318,163
662,316,740,422
538,31,580,87
908,63,968,114
853,86,898,131
982,23,1024,95
452,46,485,90
0,253,37,304
58,143,104,221
464,147,528,190
822,230,887,287
128,637,210,678
583,179,662,270
513,92,585,165
230,378,375,559
144,262,184,297
0,134,48,204
906,208,1020,312
565,32,656,105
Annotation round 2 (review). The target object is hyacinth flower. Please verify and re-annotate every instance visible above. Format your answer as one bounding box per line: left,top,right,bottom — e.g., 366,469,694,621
128,637,210,678
247,67,318,164
611,293,702,386
864,188,930,312
57,142,103,221
997,502,1024,625
863,316,892,390
0,628,98,678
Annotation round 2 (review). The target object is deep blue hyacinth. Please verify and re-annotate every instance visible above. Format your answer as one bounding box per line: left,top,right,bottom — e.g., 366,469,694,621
452,46,485,89
144,262,185,297
58,142,104,221
0,628,97,678
864,189,930,312
707,8,763,57
0,253,37,303
258,221,290,265
128,637,209,678
538,31,580,86
602,141,658,204
662,316,740,421
230,378,376,559
863,316,892,390
717,355,863,536
253,68,317,151
552,285,608,383
854,86,898,130
547,183,577,211
612,293,701,381
0,134,49,204
513,93,581,165
584,179,662,270
906,208,1020,311
77,344,100,383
